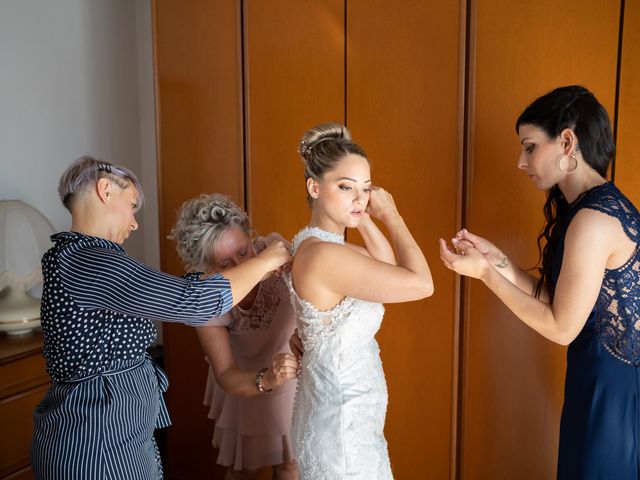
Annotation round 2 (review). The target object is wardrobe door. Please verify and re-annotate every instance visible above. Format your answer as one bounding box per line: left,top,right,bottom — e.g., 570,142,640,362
347,1,462,477
243,0,345,239
614,0,640,203
462,1,620,478
153,1,244,478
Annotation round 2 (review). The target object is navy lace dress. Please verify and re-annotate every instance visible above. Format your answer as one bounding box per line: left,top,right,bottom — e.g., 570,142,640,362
553,182,640,479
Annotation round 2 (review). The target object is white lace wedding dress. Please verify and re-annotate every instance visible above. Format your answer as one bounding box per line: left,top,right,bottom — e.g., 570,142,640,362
286,227,393,479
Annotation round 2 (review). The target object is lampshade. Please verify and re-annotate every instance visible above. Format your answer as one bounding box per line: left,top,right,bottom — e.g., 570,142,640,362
0,200,55,335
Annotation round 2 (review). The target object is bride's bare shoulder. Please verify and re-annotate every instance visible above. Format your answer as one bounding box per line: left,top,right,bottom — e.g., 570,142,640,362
296,238,343,265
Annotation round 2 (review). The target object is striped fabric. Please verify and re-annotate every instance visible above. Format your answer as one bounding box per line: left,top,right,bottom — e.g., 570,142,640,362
30,232,233,479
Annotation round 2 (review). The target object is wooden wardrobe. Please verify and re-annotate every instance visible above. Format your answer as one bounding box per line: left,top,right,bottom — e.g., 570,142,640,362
151,1,639,478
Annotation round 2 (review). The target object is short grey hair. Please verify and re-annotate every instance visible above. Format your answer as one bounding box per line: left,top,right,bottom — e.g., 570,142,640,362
169,193,251,272
58,155,144,212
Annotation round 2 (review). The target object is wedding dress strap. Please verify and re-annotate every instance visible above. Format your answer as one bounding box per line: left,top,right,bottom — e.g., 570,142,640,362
291,226,344,254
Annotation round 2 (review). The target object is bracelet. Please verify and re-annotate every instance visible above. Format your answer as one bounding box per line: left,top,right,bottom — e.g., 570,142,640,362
255,367,273,393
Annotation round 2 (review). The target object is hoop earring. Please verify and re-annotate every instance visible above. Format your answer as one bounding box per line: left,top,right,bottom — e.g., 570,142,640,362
558,154,578,175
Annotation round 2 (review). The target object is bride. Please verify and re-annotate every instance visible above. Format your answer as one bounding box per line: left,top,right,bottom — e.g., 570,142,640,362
286,122,434,479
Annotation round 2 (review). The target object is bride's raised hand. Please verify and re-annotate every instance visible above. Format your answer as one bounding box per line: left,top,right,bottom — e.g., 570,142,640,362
439,237,491,280
454,229,509,269
366,186,399,222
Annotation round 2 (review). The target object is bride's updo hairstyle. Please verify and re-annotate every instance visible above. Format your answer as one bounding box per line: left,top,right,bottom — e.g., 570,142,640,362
299,122,367,206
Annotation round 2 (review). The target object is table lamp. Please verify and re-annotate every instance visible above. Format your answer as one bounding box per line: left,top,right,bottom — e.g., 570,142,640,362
0,200,55,336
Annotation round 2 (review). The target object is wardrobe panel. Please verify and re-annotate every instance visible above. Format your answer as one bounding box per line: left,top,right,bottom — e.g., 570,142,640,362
244,0,345,239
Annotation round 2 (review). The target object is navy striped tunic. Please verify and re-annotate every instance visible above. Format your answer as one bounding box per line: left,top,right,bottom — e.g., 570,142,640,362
30,232,233,479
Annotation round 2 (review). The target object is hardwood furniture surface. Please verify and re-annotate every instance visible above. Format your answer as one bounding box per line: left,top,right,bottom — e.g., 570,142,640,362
0,331,48,480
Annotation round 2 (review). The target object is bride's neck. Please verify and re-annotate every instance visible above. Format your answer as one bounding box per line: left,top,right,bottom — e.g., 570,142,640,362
308,212,345,236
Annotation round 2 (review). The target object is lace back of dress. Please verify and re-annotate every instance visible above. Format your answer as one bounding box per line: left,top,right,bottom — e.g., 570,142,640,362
578,184,640,365
599,255,640,365
575,184,640,244
291,226,345,254
287,227,352,350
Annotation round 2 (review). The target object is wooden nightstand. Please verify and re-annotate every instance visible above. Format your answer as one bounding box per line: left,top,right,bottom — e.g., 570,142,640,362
0,331,50,479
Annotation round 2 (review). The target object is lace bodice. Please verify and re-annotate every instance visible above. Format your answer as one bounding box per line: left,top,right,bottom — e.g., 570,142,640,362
570,182,640,365
287,227,385,352
291,226,345,253
286,226,392,479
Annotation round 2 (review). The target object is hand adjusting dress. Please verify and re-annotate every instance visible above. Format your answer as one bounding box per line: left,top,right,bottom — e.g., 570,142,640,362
554,182,640,479
285,227,393,479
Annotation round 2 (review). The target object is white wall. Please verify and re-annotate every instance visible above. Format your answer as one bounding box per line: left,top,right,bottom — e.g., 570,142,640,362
135,0,160,270
0,0,159,267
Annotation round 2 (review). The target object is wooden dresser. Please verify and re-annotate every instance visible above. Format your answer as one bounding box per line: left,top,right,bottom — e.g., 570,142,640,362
0,331,49,480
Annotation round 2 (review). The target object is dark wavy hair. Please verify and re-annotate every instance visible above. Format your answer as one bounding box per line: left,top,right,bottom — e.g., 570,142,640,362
515,85,615,299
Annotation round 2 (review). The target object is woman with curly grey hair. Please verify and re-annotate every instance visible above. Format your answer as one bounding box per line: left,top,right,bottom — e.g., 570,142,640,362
171,193,299,480
30,156,290,480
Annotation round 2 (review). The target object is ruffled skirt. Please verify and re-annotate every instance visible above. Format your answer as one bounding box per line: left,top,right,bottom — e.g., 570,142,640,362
203,365,296,470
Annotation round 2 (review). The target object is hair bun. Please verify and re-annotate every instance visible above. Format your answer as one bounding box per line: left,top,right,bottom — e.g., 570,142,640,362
299,122,352,160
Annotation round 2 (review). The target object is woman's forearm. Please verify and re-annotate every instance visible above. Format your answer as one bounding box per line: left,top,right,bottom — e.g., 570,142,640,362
356,216,396,264
216,368,266,397
491,254,548,300
382,213,433,296
482,266,567,344
223,257,270,307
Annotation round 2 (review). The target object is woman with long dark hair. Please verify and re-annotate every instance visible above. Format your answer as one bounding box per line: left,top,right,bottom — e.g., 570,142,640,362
440,85,640,478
